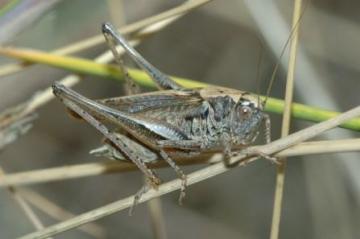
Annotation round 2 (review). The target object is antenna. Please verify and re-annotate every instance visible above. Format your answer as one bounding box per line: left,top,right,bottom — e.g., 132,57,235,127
262,0,310,106
255,41,264,107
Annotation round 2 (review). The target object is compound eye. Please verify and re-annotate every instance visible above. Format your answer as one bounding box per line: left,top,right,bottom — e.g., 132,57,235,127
239,106,252,118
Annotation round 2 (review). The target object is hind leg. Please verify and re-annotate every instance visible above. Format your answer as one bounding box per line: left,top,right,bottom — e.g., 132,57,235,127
103,25,141,95
55,93,162,187
102,22,183,90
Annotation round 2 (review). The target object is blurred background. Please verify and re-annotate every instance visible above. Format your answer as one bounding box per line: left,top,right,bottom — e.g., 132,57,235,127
0,0,359,238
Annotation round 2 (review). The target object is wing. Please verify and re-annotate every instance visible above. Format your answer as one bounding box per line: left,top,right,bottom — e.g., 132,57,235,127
53,83,197,145
97,89,206,122
97,89,202,113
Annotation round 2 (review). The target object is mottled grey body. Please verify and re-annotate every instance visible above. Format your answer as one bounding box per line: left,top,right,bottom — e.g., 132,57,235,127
96,87,265,156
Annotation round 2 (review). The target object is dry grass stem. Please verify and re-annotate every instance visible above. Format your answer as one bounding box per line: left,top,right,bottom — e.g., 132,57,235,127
5,188,45,231
275,138,360,156
1,138,360,188
0,156,208,188
0,0,212,78
0,102,36,150
0,168,46,233
3,169,105,238
147,193,168,239
18,105,360,239
270,1,303,238
19,189,106,238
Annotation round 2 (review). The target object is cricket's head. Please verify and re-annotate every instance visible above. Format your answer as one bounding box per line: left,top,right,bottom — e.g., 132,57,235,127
230,96,264,145
206,92,264,146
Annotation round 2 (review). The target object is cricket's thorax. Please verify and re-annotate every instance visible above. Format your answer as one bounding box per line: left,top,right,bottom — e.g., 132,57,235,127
175,95,264,148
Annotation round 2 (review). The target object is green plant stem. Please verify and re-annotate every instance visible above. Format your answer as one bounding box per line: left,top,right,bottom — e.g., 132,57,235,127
0,48,359,131
265,98,360,131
